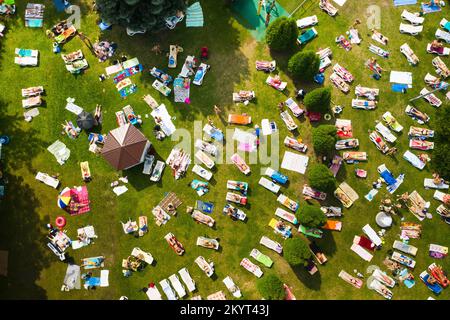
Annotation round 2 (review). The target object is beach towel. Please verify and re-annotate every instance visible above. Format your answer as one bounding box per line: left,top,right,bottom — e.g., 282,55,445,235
173,77,190,103
392,83,408,92
393,0,417,6
186,2,204,27
365,189,378,201
390,71,413,88
63,264,81,290
47,140,70,165
281,151,309,174
151,104,176,136
113,185,128,196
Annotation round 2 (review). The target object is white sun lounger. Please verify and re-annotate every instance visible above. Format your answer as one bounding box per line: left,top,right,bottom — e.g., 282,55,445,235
362,224,382,247
159,279,178,300
259,177,280,194
195,150,214,169
168,274,186,298
375,122,396,143
146,286,163,300
296,15,318,28
368,278,392,299
240,258,263,278
179,55,195,77
192,164,212,181
15,56,38,66
193,63,209,86
100,270,109,287
400,43,419,65
179,267,196,292
401,10,424,25
223,276,242,298
372,269,396,288
350,243,373,262
436,29,450,43
427,43,450,55
420,88,442,107
424,178,449,190
35,172,59,188
393,240,418,256
433,190,449,203
259,236,282,254
131,247,154,265
400,23,423,35
403,150,425,170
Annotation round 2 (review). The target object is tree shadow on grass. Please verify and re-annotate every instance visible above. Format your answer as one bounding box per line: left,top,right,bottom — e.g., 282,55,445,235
292,264,322,291
0,174,52,299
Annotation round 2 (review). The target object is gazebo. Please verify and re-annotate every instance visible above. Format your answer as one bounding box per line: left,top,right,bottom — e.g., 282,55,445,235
101,124,151,170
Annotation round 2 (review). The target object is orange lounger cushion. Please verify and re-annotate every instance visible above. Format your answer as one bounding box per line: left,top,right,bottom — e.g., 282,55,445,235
228,114,251,125
322,220,342,231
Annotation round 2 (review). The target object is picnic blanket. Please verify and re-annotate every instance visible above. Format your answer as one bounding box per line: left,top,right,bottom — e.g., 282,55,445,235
151,104,176,136
174,77,190,103
186,2,204,27
393,0,417,6
63,264,81,290
47,140,70,165
390,71,413,88
65,98,84,115
113,64,143,83
281,151,309,174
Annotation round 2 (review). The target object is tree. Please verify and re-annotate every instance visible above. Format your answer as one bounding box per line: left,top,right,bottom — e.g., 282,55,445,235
288,51,320,81
435,105,450,141
256,274,285,300
297,204,327,229
312,125,337,156
304,87,332,113
265,17,298,51
96,0,185,31
308,163,336,192
284,237,312,267
432,143,450,181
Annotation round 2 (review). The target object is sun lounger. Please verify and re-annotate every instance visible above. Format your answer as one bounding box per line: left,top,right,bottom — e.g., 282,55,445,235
355,85,379,100
195,256,215,277
391,251,416,268
322,220,342,231
403,150,426,170
22,86,44,97
265,167,288,185
409,126,434,139
146,285,163,300
259,236,282,254
196,236,219,250
228,114,251,125
424,178,449,190
424,73,448,90
164,232,185,255
319,0,338,16
240,258,263,278
336,119,352,138
35,172,59,189
195,139,217,157
429,244,448,259
433,190,450,204
368,278,393,299
207,291,226,300
378,164,404,193
351,243,373,262
223,276,242,298
259,177,280,194
400,23,423,35
393,240,418,256
284,136,307,153
296,15,318,28
333,63,353,82
142,155,155,175
298,225,323,239
192,164,212,181
15,48,38,58
420,88,442,107
375,123,396,143
256,60,276,72
369,131,389,153
178,268,196,292
441,18,450,32
409,138,434,150
352,99,377,110
297,27,317,45
330,72,350,93
371,30,388,46
343,151,367,163
348,28,361,44
369,44,389,58
152,79,171,96
150,67,173,85
227,180,248,195
280,110,297,131
168,45,182,68
266,75,287,91
194,150,214,169
15,56,38,66
190,209,214,227
160,279,178,300
406,191,428,221
435,29,450,44
420,271,443,294
334,182,359,208
309,242,327,264
336,35,352,51
321,206,342,218
277,194,299,212
382,111,403,132
427,43,450,56
269,218,292,238
431,56,450,78
149,160,165,182
250,248,273,268
131,247,154,265
193,63,209,86
226,191,247,205
231,153,250,175
168,274,186,298
401,10,424,25
339,270,363,288
353,235,375,251
179,55,195,78
400,43,419,65
303,184,327,200
223,203,247,221
405,105,429,124
203,123,224,142
261,119,277,136
335,138,359,150
275,208,298,225
329,155,342,177
232,90,255,103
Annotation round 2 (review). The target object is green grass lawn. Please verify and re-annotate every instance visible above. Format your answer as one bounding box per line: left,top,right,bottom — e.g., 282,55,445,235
0,0,449,300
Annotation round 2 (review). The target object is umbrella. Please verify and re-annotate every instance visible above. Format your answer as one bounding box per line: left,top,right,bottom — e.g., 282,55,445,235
58,187,72,209
76,111,95,130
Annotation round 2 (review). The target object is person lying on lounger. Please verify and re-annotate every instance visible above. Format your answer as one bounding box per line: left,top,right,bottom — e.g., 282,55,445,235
431,40,444,49
372,29,388,45
409,108,427,120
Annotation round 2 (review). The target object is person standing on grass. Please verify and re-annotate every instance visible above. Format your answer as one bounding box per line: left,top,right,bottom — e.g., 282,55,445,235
213,105,221,115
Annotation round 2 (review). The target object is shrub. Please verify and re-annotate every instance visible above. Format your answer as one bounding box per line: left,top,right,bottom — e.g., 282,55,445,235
256,274,285,300
304,87,332,113
284,237,312,267
265,17,298,51
297,204,327,229
308,163,336,192
312,125,337,156
435,105,450,141
288,51,320,81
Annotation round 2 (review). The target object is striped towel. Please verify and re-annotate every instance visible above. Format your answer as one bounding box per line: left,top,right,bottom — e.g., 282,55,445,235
186,2,204,27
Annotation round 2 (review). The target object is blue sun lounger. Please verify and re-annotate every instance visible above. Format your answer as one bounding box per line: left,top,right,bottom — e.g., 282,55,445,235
297,27,317,45
196,200,214,214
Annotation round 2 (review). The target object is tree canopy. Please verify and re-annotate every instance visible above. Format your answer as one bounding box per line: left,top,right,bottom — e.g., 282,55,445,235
284,237,312,267
256,274,285,300
308,163,336,192
288,51,320,81
304,87,332,113
312,125,337,156
297,204,327,229
96,0,185,31
265,17,298,51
